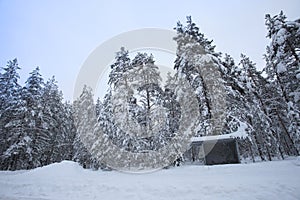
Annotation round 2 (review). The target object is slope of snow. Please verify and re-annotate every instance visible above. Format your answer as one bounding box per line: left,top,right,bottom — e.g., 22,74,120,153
0,159,300,200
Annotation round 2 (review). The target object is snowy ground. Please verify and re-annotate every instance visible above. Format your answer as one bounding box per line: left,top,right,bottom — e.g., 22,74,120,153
0,158,300,200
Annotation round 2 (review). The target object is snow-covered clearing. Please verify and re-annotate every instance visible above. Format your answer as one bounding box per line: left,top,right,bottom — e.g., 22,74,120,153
0,158,300,200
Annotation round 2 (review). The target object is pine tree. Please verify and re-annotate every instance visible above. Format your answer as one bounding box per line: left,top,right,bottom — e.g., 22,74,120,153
22,67,46,168
0,61,82,169
239,55,279,161
174,16,218,57
265,11,300,155
108,47,132,88
59,102,76,161
73,85,100,169
1,67,45,169
220,54,245,134
40,77,75,165
95,97,102,118
0,59,23,170
39,76,60,165
164,73,181,135
130,53,163,138
263,79,291,158
218,54,256,161
173,16,226,136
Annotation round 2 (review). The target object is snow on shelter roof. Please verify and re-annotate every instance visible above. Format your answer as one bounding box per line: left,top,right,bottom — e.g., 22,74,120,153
191,121,248,142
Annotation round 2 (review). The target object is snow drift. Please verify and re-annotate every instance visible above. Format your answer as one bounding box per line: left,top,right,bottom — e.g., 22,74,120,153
0,158,300,200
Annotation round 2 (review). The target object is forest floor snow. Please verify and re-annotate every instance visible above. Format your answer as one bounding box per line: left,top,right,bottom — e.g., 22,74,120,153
0,157,300,200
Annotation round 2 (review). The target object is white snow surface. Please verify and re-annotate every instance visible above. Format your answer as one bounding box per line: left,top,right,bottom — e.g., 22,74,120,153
0,158,300,200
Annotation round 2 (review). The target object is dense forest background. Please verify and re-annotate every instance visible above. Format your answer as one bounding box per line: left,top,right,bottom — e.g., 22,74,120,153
0,12,299,170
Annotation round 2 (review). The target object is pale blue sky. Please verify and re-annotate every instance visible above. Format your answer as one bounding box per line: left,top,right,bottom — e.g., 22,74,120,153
1,0,299,101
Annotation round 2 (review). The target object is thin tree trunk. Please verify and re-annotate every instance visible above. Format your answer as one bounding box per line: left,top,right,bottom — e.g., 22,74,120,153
277,111,299,155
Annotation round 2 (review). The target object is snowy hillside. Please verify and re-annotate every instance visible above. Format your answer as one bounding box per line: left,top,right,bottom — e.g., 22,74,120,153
0,158,300,200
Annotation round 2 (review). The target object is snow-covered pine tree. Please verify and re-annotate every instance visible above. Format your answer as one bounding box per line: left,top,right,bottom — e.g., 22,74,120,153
59,102,76,161
73,85,100,169
219,54,245,134
218,54,256,161
1,67,45,169
173,16,225,136
95,97,102,118
164,72,181,136
109,47,132,88
239,55,280,161
262,78,292,158
130,53,163,138
40,77,75,165
99,47,134,152
264,11,300,155
98,91,116,142
0,59,20,114
39,76,61,165
98,49,183,156
0,59,23,170
22,67,46,168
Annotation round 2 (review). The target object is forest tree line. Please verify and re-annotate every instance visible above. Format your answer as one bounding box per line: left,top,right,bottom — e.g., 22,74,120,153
0,12,299,170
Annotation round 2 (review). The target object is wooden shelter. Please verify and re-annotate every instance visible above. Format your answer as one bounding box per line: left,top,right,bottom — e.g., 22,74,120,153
184,137,240,165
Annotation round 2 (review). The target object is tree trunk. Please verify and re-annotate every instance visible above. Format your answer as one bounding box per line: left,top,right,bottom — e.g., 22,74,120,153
277,111,299,156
